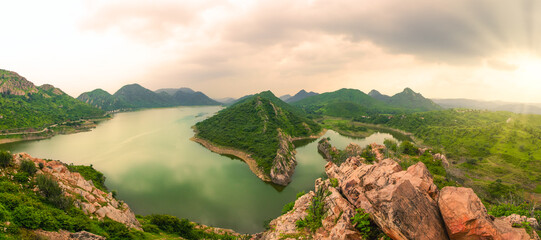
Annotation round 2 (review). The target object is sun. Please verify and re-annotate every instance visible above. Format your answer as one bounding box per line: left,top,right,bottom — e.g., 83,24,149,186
509,53,541,84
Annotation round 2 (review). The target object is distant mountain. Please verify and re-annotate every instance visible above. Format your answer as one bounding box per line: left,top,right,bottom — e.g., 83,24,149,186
386,88,442,112
214,97,236,105
79,85,220,111
77,89,132,111
114,84,174,109
279,94,292,101
286,90,319,103
433,98,541,115
171,91,221,106
368,90,391,102
194,91,322,185
155,87,195,95
0,69,104,130
292,88,392,117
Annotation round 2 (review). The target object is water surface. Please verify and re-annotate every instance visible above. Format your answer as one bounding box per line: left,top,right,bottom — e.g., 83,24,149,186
1,107,397,233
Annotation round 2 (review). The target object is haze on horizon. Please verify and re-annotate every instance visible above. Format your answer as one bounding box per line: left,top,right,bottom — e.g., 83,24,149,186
0,0,540,103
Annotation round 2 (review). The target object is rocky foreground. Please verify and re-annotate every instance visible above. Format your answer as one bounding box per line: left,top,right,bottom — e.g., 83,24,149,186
12,153,142,231
256,143,540,240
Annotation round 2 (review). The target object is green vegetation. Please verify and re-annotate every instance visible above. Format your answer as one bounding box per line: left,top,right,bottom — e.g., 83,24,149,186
296,187,330,233
77,88,132,111
196,91,321,174
19,159,37,176
66,164,107,192
0,158,248,239
351,209,389,240
0,70,105,131
0,150,12,168
358,109,541,201
138,214,246,240
293,88,440,119
293,88,396,117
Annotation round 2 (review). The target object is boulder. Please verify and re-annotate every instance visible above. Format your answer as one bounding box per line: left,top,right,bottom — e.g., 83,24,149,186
326,158,448,240
438,187,535,240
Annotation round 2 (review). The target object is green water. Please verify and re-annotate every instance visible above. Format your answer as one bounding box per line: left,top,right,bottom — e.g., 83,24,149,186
0,106,397,233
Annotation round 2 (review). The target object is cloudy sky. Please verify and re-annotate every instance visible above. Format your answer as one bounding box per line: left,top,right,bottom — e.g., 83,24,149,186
1,0,540,102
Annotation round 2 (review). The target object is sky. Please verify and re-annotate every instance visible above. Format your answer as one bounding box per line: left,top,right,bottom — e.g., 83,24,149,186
0,0,540,102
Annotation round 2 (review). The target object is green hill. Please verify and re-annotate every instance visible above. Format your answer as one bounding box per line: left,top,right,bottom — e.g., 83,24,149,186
113,84,174,108
78,85,221,111
77,89,132,111
292,88,396,117
285,89,318,103
368,90,391,101
386,88,442,111
194,91,322,185
171,91,221,106
0,69,104,130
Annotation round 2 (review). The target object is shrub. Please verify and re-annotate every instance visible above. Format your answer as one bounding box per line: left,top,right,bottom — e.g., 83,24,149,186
351,208,388,239
38,162,44,169
12,205,43,229
142,223,160,233
147,214,195,238
399,141,419,156
296,187,330,233
19,159,37,176
0,151,12,168
383,139,398,152
330,178,339,188
36,174,70,209
13,172,29,183
0,203,10,222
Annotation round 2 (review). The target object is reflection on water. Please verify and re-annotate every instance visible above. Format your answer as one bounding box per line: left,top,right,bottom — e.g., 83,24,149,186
0,106,397,233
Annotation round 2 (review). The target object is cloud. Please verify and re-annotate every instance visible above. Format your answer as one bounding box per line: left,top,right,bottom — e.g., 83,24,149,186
74,0,541,101
487,59,519,71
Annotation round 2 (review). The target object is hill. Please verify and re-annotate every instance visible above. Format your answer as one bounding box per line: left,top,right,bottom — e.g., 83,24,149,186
155,87,195,95
77,89,132,111
292,88,394,117
368,89,391,101
78,85,221,111
279,94,292,101
0,69,104,131
113,84,174,108
433,98,541,115
285,89,318,103
171,90,221,106
193,91,322,185
385,88,442,111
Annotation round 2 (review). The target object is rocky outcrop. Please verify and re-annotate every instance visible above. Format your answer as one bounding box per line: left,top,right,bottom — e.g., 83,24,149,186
326,157,447,239
0,69,39,96
256,178,361,240
270,130,297,185
438,187,538,240
502,214,539,229
13,153,142,230
317,138,335,160
434,153,450,168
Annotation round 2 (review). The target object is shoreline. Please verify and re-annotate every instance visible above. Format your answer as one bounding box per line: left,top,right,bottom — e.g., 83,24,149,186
190,135,272,182
191,128,329,184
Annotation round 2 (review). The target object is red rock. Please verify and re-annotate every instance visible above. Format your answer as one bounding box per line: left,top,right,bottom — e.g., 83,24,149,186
438,187,535,240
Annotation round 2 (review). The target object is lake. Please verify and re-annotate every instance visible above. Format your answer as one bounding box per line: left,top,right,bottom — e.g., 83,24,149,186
0,106,398,233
